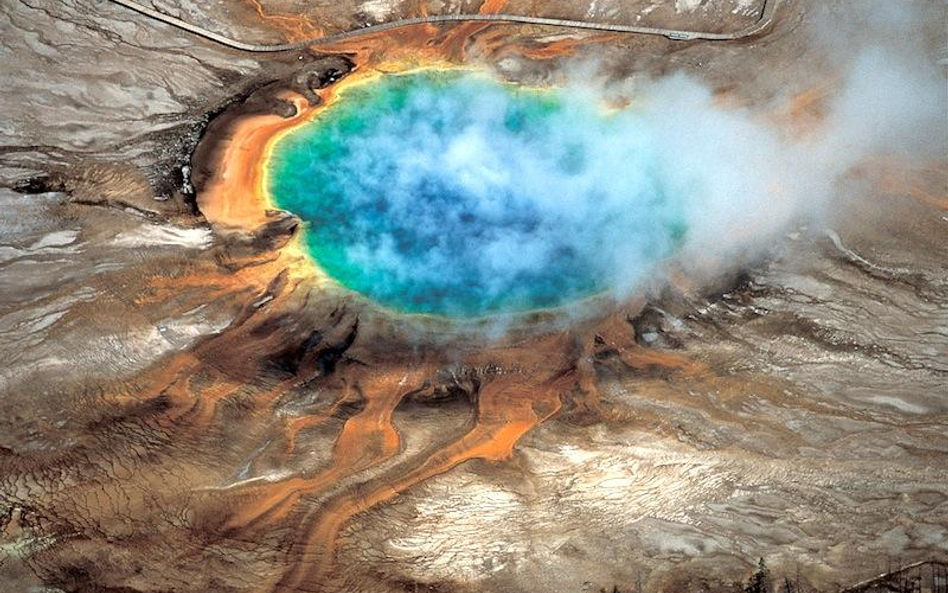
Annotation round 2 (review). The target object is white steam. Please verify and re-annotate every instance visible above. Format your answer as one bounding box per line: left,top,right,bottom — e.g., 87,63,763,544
599,0,947,279
276,0,946,318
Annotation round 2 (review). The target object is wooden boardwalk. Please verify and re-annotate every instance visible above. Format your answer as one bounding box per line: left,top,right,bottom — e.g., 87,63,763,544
104,0,778,53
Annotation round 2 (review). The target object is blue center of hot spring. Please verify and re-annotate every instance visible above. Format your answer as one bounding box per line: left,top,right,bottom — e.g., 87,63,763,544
268,70,686,318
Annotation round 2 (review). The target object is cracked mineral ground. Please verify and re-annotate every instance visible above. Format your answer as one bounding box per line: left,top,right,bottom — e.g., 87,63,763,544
1,1,947,593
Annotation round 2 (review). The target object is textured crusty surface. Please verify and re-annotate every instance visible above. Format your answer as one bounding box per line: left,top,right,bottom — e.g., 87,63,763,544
1,1,946,593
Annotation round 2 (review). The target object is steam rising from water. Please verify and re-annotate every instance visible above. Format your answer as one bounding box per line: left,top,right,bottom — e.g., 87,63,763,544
268,0,945,318
270,71,688,316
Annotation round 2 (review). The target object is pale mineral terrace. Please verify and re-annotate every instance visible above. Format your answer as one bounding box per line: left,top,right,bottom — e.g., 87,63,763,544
0,1,946,593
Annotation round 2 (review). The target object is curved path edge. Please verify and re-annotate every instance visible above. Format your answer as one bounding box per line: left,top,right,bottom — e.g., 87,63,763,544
104,0,778,52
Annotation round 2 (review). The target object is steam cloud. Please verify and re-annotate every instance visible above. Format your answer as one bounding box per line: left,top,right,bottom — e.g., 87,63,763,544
566,0,946,278
271,0,946,318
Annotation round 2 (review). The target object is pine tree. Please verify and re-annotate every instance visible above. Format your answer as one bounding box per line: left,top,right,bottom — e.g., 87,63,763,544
744,558,772,593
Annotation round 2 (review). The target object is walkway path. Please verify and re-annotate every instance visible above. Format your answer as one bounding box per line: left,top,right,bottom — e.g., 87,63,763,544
104,0,778,52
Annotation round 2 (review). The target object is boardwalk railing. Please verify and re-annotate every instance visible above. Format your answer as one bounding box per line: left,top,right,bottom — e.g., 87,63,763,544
103,0,778,52
842,560,948,593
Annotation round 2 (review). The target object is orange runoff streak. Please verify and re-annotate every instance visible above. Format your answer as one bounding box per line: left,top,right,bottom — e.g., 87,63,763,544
275,371,572,591
243,0,324,41
224,368,431,530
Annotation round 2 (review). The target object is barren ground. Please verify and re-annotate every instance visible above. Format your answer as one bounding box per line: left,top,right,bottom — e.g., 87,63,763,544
1,1,946,592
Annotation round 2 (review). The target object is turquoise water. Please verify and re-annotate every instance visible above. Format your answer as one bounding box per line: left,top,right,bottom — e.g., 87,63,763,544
267,70,686,318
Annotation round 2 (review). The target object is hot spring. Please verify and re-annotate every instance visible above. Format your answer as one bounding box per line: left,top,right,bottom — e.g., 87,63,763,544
266,70,688,318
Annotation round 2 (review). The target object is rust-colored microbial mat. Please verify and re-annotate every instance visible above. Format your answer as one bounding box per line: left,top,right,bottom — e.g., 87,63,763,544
1,1,946,593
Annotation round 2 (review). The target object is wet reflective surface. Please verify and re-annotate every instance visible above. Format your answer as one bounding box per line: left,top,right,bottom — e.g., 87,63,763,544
268,70,683,317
